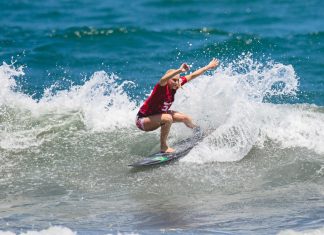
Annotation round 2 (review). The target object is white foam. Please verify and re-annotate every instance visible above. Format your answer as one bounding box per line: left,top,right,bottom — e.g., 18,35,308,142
0,62,137,131
1,55,324,157
258,103,324,154
0,62,34,108
174,53,323,162
38,71,138,131
0,226,76,235
0,62,138,149
277,226,324,235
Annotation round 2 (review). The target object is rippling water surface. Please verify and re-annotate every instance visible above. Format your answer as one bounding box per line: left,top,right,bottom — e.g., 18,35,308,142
0,1,324,234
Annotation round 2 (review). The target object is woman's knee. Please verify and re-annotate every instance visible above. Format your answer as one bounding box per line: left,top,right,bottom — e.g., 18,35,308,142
162,114,173,124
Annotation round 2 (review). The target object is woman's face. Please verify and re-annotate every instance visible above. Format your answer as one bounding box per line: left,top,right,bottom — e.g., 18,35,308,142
167,75,181,90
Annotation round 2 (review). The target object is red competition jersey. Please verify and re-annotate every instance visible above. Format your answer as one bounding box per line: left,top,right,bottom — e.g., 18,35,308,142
138,76,187,117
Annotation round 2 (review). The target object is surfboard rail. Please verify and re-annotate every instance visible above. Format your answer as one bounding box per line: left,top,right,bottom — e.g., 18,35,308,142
129,128,206,168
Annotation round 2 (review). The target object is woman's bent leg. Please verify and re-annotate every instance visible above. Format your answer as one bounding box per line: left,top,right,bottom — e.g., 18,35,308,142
169,111,197,129
141,113,174,152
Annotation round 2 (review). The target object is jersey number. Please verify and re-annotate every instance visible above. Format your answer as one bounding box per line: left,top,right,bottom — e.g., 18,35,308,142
161,101,172,112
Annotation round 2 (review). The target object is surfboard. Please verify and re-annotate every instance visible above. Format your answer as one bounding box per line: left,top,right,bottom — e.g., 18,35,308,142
129,128,206,167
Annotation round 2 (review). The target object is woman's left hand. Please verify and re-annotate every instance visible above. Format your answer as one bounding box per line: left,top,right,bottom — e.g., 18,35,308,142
207,58,219,70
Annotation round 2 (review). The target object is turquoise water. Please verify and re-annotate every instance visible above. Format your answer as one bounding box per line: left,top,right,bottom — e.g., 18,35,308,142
1,1,324,234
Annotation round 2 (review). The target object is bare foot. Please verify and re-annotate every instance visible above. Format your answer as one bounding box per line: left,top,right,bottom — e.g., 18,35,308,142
160,147,175,153
186,122,198,129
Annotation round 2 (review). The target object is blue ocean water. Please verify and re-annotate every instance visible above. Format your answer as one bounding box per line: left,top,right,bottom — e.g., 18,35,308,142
0,0,324,235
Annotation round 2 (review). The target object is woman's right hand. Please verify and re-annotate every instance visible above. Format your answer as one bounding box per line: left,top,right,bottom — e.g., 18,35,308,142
179,63,190,72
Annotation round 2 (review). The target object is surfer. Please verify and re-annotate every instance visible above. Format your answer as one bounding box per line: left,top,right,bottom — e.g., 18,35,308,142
136,58,219,153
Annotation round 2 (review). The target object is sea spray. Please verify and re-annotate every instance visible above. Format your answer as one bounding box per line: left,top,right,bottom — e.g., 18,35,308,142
1,55,323,157
176,54,302,162
39,70,138,130
0,63,138,150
